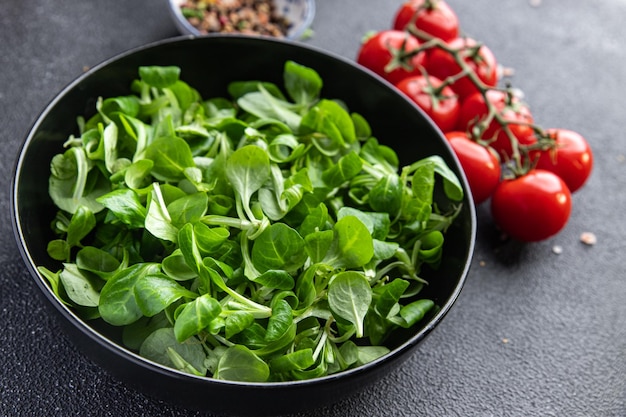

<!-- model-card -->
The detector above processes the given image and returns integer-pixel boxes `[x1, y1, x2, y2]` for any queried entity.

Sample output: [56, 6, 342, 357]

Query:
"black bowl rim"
[11, 34, 476, 389]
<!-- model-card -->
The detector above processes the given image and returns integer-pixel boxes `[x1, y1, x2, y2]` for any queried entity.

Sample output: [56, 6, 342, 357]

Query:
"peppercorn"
[180, 0, 291, 37]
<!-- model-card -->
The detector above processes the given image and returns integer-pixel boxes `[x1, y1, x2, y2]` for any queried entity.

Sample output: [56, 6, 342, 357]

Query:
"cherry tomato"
[356, 30, 427, 85]
[490, 169, 572, 242]
[393, 0, 460, 42]
[533, 129, 593, 193]
[445, 131, 501, 204]
[425, 37, 498, 100]
[396, 75, 460, 132]
[458, 89, 536, 160]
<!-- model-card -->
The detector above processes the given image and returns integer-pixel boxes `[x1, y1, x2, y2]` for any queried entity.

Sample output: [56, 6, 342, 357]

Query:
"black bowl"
[11, 35, 475, 416]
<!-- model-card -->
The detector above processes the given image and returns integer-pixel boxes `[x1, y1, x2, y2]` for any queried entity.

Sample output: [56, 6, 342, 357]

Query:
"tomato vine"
[356, 0, 593, 242]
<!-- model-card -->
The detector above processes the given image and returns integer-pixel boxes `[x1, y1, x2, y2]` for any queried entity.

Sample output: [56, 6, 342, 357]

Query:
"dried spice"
[580, 232, 597, 246]
[180, 0, 291, 37]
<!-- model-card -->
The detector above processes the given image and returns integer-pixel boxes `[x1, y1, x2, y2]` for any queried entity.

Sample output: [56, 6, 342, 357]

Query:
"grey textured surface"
[2, 0, 625, 416]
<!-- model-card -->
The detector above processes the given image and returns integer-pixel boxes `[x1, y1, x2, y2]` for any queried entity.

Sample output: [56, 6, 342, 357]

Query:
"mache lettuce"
[38, 60, 463, 382]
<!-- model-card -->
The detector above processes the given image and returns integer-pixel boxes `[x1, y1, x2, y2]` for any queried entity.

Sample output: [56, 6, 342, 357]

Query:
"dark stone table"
[1, 1, 624, 415]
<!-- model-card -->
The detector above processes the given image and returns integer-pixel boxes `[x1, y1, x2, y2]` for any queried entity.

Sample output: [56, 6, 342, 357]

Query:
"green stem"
[312, 328, 328, 362]
[404, 26, 550, 174]
[201, 214, 253, 230]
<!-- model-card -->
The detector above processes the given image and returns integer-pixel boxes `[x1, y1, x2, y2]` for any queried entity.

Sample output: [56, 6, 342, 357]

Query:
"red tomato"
[425, 37, 498, 100]
[356, 30, 427, 85]
[393, 0, 460, 42]
[396, 75, 460, 132]
[458, 89, 536, 160]
[445, 131, 501, 204]
[533, 129, 593, 193]
[490, 169, 572, 242]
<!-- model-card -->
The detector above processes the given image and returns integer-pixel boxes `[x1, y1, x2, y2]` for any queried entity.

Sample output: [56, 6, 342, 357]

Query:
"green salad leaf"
[41, 61, 463, 382]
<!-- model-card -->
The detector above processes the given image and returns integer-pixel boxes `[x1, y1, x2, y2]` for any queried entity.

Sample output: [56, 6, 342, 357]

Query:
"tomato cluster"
[355, 0, 593, 242]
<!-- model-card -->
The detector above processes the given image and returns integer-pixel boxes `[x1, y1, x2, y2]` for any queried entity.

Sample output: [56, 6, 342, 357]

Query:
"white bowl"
[168, 0, 315, 39]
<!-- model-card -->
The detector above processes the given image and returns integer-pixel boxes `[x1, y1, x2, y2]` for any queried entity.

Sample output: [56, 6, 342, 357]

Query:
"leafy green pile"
[38, 61, 463, 382]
